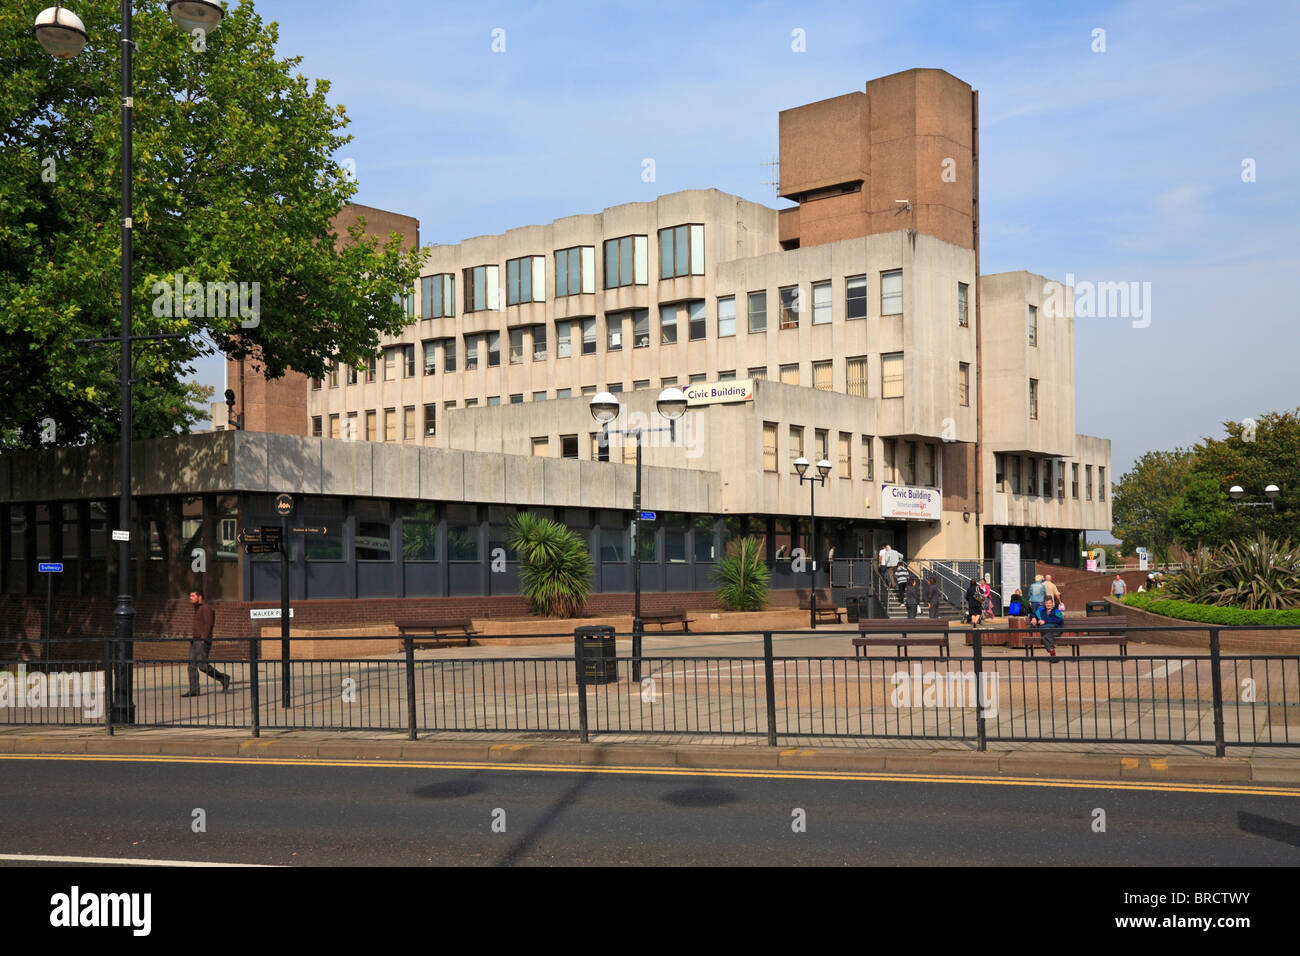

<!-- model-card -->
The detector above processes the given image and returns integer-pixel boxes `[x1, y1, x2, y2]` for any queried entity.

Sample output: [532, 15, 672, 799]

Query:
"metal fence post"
[971, 626, 987, 752]
[575, 631, 589, 743]
[405, 635, 418, 741]
[1208, 627, 1226, 757]
[763, 631, 778, 747]
[103, 637, 114, 737]
[248, 638, 260, 738]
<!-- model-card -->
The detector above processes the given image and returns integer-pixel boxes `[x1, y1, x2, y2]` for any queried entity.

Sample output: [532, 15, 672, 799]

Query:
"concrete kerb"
[1, 728, 1297, 787]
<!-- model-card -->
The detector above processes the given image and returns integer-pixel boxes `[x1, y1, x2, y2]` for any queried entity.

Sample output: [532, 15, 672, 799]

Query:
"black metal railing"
[2, 626, 1297, 754]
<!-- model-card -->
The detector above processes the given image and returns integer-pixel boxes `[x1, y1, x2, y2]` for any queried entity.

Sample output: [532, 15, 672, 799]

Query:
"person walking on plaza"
[1111, 574, 1126, 601]
[965, 577, 984, 626]
[1031, 595, 1065, 662]
[903, 577, 921, 618]
[925, 575, 941, 619]
[894, 561, 911, 607]
[1028, 574, 1047, 617]
[1043, 573, 1062, 611]
[979, 576, 994, 620]
[184, 589, 230, 698]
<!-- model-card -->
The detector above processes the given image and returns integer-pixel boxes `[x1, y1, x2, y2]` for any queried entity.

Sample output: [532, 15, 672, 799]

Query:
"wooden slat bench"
[1021, 616, 1128, 657]
[795, 588, 843, 624]
[396, 619, 479, 648]
[642, 608, 695, 632]
[853, 620, 949, 658]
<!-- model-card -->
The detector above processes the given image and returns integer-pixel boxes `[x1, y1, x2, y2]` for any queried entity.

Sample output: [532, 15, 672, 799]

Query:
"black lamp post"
[589, 388, 687, 682]
[37, 1, 224, 723]
[1228, 483, 1280, 539]
[794, 455, 831, 629]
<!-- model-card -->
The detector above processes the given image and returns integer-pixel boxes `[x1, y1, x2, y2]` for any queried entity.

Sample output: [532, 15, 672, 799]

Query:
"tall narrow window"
[443, 339, 456, 373]
[1028, 305, 1038, 346]
[812, 281, 832, 325]
[1029, 378, 1039, 419]
[633, 309, 650, 348]
[464, 336, 478, 371]
[881, 270, 903, 315]
[779, 286, 799, 329]
[557, 321, 572, 358]
[404, 344, 416, 378]
[403, 406, 415, 441]
[883, 439, 897, 483]
[1099, 467, 1106, 501]
[881, 352, 904, 398]
[748, 291, 766, 333]
[789, 425, 804, 465]
[958, 282, 969, 327]
[812, 360, 832, 391]
[923, 443, 937, 486]
[555, 246, 595, 297]
[861, 435, 874, 481]
[311, 415, 322, 437]
[688, 300, 706, 340]
[384, 348, 396, 380]
[718, 297, 736, 337]
[1085, 464, 1093, 500]
[660, 305, 677, 345]
[1072, 463, 1079, 498]
[328, 413, 340, 439]
[582, 317, 597, 355]
[424, 403, 436, 437]
[423, 341, 437, 375]
[780, 363, 799, 386]
[509, 328, 524, 364]
[506, 255, 545, 305]
[763, 422, 778, 472]
[958, 362, 970, 406]
[839, 432, 852, 478]
[365, 410, 376, 442]
[996, 454, 1005, 489]
[384, 408, 397, 442]
[487, 332, 500, 368]
[846, 275, 867, 320]
[366, 356, 376, 383]
[532, 324, 547, 360]
[607, 313, 623, 351]
[846, 356, 868, 397]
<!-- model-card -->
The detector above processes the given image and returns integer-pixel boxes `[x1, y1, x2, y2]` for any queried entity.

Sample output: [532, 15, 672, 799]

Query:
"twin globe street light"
[1228, 483, 1281, 539]
[589, 388, 687, 681]
[35, 1, 225, 723]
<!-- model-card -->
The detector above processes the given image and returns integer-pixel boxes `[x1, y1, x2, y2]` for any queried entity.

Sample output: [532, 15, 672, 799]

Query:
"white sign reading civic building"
[879, 484, 942, 521]
[684, 378, 755, 407]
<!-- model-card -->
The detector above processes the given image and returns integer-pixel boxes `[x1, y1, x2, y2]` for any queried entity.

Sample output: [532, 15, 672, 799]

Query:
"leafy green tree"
[0, 1, 422, 449]
[507, 513, 593, 617]
[712, 536, 770, 611]
[1192, 410, 1300, 543]
[1110, 448, 1196, 563]
[1168, 472, 1233, 552]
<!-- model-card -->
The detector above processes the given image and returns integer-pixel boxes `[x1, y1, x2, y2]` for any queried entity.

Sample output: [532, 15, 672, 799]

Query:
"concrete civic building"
[0, 68, 1110, 622]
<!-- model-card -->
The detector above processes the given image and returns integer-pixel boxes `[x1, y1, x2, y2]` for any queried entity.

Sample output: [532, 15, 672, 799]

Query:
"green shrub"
[1122, 592, 1300, 626]
[1165, 533, 1300, 610]
[713, 536, 770, 611]
[506, 513, 593, 617]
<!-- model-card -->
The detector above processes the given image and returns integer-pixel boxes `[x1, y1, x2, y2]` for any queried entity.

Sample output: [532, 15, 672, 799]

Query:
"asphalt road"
[1, 755, 1297, 866]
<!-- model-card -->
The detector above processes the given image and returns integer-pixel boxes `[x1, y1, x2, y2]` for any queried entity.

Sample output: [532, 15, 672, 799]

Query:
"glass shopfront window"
[401, 502, 438, 562]
[446, 503, 480, 561]
[693, 515, 717, 562]
[488, 505, 519, 561]
[355, 500, 393, 561]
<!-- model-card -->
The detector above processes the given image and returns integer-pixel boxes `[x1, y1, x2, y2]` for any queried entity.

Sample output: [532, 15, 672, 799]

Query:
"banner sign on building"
[879, 484, 942, 521]
[684, 378, 754, 407]
[1000, 543, 1021, 597]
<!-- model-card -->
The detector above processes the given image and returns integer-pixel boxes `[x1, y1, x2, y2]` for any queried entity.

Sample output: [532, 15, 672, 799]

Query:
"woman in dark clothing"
[965, 578, 983, 626]
[926, 575, 941, 619]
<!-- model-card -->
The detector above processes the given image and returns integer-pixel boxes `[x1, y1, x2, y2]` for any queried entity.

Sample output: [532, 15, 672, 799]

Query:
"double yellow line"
[2, 752, 1296, 797]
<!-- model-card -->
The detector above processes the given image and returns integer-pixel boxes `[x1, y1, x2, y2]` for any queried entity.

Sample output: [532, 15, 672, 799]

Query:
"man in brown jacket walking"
[184, 589, 230, 697]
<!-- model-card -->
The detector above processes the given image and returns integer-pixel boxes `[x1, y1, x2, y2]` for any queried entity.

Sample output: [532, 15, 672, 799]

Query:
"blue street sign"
[38, 563, 63, 573]
[638, 511, 656, 521]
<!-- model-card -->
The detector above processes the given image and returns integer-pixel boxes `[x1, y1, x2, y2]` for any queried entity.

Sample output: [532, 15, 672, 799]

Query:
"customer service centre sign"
[880, 484, 942, 520]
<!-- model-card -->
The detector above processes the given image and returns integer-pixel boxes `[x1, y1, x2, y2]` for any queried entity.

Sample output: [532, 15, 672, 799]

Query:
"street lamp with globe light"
[1228, 483, 1281, 540]
[35, 1, 223, 723]
[794, 456, 832, 628]
[589, 388, 686, 680]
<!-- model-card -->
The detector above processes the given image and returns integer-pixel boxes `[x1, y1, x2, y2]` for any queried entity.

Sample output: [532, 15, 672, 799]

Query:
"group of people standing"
[877, 544, 941, 619]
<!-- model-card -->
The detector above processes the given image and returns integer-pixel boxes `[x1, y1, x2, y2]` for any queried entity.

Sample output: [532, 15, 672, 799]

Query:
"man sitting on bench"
[1030, 595, 1064, 662]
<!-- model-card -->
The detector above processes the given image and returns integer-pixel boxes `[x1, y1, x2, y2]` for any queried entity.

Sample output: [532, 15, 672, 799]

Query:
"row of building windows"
[995, 455, 1106, 502]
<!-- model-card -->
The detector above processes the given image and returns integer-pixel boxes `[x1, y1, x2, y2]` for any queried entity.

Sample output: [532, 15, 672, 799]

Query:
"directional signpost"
[37, 563, 62, 665]
[638, 511, 657, 521]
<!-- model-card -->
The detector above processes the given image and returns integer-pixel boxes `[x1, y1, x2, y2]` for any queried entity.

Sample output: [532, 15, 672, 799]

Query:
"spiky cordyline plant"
[712, 536, 770, 611]
[506, 513, 593, 617]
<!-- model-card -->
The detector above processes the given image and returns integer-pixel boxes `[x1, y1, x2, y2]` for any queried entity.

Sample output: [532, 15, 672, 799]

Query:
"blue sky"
[198, 0, 1300, 476]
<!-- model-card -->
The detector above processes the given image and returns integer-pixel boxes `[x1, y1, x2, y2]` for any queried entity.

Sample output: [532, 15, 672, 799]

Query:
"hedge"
[1121, 593, 1300, 626]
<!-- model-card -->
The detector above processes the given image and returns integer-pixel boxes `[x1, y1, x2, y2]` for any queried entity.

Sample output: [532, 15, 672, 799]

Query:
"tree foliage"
[1168, 473, 1232, 552]
[0, 1, 422, 449]
[1191, 410, 1300, 542]
[1110, 448, 1196, 563]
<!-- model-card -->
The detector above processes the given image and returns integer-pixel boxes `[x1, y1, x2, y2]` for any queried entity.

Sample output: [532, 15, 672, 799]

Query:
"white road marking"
[1142, 661, 1187, 679]
[0, 852, 272, 867]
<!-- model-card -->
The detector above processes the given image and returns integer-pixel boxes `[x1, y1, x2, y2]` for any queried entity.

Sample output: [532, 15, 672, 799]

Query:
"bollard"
[249, 638, 261, 738]
[763, 632, 777, 746]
